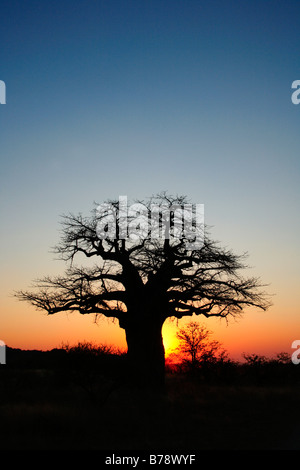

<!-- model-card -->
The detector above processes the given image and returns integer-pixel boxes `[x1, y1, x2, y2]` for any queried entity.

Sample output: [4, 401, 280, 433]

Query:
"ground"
[0, 347, 299, 451]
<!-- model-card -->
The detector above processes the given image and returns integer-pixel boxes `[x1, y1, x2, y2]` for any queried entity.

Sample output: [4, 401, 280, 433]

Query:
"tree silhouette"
[176, 321, 226, 367]
[16, 192, 271, 388]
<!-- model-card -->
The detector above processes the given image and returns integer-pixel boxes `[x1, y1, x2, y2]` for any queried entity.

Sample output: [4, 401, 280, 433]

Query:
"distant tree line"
[164, 322, 299, 386]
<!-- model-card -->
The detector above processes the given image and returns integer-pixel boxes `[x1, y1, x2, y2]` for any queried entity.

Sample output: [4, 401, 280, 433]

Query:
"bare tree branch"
[15, 193, 272, 331]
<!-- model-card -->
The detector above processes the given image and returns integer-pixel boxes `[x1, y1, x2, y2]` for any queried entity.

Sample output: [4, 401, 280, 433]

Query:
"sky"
[0, 0, 299, 361]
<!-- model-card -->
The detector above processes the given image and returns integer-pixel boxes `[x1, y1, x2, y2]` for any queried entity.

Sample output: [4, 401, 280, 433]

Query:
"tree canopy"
[16, 192, 271, 387]
[16, 192, 271, 324]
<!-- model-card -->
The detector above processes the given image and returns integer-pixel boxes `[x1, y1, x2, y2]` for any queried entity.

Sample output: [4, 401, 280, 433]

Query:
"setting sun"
[162, 323, 179, 357]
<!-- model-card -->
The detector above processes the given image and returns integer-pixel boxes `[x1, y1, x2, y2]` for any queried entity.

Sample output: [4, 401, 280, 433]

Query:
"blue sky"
[0, 0, 299, 356]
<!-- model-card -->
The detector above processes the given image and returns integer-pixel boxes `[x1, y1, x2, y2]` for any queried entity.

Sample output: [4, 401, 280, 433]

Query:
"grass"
[0, 344, 299, 450]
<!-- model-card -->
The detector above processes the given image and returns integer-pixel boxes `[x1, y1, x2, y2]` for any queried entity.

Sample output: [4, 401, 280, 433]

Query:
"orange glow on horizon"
[2, 292, 297, 365]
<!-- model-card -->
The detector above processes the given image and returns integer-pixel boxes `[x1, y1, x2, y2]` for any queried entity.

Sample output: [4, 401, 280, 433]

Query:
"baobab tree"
[16, 192, 271, 388]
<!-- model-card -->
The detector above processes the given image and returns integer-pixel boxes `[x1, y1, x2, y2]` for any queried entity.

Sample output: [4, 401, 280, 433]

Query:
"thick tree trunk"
[124, 316, 166, 390]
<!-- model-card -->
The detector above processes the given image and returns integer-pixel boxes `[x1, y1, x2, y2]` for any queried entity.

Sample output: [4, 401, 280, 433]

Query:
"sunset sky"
[0, 0, 299, 362]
